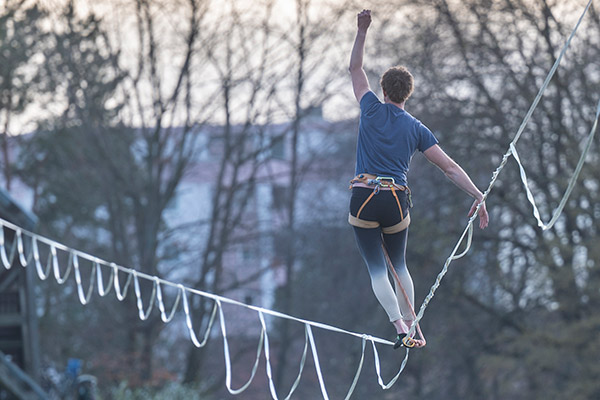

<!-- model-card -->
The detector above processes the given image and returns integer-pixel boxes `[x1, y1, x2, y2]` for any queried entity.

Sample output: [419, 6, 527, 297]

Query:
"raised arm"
[423, 144, 489, 229]
[349, 9, 372, 103]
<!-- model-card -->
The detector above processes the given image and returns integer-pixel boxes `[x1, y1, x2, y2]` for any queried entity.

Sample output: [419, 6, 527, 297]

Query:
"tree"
[272, 0, 353, 389]
[364, 0, 600, 398]
[11, 0, 599, 397]
[281, 0, 600, 398]
[17, 0, 208, 385]
[0, 0, 45, 190]
[180, 0, 292, 385]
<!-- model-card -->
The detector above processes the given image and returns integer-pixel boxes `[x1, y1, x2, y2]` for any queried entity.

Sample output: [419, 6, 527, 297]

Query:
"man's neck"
[385, 98, 406, 109]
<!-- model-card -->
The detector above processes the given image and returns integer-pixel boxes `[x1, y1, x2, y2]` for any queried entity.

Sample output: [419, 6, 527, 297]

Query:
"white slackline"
[0, 1, 595, 397]
[0, 216, 401, 399]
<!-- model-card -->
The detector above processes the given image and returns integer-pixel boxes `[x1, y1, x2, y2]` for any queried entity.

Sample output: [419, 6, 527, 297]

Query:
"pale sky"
[10, 0, 353, 133]
[8, 0, 593, 133]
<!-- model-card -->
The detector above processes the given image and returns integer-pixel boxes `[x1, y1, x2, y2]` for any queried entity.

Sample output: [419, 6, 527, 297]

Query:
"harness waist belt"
[348, 174, 408, 191]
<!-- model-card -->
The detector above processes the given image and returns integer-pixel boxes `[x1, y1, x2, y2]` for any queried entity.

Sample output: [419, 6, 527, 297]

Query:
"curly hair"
[380, 66, 414, 104]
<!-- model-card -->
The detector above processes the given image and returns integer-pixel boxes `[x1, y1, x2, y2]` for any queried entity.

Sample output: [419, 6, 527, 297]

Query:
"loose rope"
[0, 216, 402, 399]
[0, 1, 596, 397]
[405, 0, 597, 342]
[512, 100, 600, 231]
[381, 243, 426, 348]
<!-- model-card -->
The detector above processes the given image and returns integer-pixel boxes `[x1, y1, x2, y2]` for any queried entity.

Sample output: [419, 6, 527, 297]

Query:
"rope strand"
[0, 216, 394, 399]
[0, 2, 595, 397]
[406, 0, 595, 342]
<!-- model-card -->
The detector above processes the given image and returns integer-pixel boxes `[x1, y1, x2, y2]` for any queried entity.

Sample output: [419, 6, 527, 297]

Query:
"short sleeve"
[417, 122, 439, 152]
[359, 91, 382, 117]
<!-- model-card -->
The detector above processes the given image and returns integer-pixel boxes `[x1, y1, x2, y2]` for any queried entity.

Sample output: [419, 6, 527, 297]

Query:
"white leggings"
[352, 226, 414, 322]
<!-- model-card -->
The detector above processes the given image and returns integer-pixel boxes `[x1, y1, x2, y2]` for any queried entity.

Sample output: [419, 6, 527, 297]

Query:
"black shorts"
[348, 187, 411, 233]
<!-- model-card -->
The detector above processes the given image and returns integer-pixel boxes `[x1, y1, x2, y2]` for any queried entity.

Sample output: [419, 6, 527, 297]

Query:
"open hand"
[357, 9, 371, 32]
[468, 199, 489, 229]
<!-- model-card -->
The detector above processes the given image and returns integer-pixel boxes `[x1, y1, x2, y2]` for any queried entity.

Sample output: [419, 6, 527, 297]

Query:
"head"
[380, 66, 414, 105]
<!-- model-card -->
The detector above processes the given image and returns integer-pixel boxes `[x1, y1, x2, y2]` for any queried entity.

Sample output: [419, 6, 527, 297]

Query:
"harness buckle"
[374, 176, 395, 187]
[402, 336, 417, 348]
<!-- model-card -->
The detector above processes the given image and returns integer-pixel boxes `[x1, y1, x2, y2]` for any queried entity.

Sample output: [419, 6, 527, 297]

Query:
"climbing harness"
[348, 174, 412, 234]
[402, 0, 597, 350]
[0, 215, 403, 399]
[348, 174, 425, 347]
[0, 1, 594, 398]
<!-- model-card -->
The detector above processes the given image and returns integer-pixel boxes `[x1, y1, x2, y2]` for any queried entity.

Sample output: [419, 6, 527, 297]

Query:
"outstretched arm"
[349, 9, 372, 102]
[423, 144, 489, 229]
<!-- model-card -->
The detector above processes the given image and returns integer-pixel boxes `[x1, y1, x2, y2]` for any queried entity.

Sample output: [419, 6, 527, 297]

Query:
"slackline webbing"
[0, 216, 407, 399]
[403, 0, 598, 342]
[1, 0, 598, 397]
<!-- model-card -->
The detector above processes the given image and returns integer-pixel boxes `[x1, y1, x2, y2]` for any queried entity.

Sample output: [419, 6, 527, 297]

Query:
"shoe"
[393, 333, 407, 349]
[394, 333, 419, 349]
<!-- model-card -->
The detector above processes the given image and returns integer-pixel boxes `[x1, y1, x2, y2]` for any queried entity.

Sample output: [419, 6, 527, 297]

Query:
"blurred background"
[0, 0, 599, 398]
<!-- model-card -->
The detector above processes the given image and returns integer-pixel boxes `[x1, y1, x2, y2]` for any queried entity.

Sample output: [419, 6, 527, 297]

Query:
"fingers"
[467, 202, 477, 218]
[467, 200, 489, 229]
[357, 9, 371, 23]
[478, 205, 489, 229]
[356, 10, 372, 31]
[467, 199, 479, 218]
[479, 212, 489, 229]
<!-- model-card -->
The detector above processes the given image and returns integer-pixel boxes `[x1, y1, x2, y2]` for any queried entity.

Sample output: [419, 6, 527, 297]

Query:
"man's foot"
[392, 318, 426, 349]
[392, 319, 410, 335]
[393, 334, 426, 349]
[400, 318, 411, 333]
[393, 333, 408, 349]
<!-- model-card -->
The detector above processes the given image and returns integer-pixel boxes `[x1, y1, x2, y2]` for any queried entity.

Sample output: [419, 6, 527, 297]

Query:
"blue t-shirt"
[355, 91, 438, 186]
